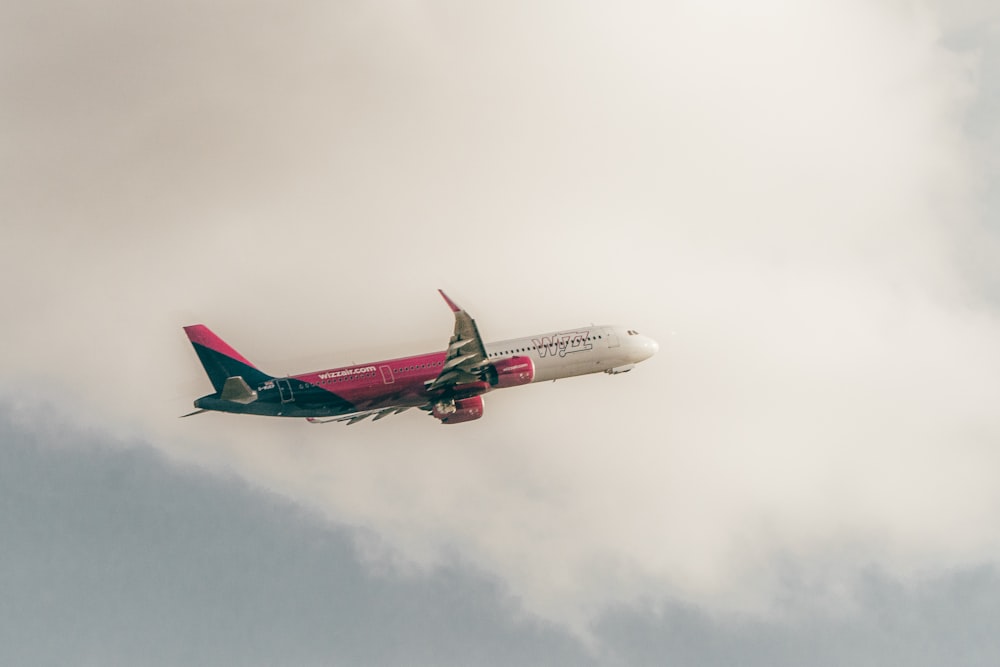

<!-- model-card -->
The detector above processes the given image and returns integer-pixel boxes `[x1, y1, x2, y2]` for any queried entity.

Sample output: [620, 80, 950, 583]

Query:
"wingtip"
[438, 289, 461, 312]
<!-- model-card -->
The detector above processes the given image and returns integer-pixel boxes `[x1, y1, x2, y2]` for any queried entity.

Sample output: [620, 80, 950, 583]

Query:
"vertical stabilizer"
[183, 324, 273, 393]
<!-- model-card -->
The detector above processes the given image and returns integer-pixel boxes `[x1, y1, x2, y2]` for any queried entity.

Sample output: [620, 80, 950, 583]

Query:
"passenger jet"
[183, 291, 658, 424]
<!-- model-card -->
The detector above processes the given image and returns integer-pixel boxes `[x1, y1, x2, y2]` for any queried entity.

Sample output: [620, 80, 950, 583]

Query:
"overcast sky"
[2, 0, 1000, 663]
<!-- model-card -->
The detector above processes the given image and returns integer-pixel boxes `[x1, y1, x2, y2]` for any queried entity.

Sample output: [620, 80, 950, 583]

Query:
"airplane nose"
[634, 335, 658, 361]
[645, 336, 659, 357]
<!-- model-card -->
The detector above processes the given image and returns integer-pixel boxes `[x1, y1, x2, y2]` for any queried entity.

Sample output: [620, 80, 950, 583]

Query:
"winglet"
[438, 289, 462, 312]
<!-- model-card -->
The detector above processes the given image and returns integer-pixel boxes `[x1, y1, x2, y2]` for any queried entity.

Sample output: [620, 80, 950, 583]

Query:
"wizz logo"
[533, 331, 593, 358]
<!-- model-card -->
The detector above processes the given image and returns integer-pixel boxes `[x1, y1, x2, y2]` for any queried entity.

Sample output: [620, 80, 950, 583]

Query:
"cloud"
[5, 403, 1000, 665]
[0, 402, 592, 666]
[1, 0, 999, 636]
[595, 565, 1000, 667]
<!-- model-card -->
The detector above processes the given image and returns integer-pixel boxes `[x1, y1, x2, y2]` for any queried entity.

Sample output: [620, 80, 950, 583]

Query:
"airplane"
[182, 290, 658, 425]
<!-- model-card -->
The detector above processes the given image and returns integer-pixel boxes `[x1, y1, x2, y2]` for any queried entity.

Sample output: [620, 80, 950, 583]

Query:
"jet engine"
[433, 395, 485, 424]
[485, 356, 535, 388]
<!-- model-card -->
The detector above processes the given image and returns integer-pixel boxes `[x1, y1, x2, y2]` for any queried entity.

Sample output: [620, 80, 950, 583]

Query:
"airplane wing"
[306, 406, 412, 425]
[306, 290, 488, 425]
[426, 290, 489, 391]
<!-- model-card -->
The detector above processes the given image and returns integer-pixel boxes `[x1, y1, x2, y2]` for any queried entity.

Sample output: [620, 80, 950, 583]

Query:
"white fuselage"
[484, 325, 658, 382]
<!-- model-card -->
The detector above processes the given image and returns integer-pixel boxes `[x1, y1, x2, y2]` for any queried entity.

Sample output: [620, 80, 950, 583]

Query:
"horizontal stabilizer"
[220, 376, 258, 404]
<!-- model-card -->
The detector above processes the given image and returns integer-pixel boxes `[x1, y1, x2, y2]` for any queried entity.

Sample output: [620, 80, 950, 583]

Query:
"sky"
[2, 0, 1000, 663]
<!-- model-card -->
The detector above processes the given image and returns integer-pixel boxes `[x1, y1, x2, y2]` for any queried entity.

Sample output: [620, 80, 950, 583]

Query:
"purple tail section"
[184, 324, 273, 393]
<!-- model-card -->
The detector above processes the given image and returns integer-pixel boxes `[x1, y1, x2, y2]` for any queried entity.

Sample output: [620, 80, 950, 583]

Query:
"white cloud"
[1, 0, 998, 631]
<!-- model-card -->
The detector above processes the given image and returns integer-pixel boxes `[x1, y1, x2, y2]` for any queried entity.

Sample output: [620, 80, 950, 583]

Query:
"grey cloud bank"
[0, 404, 590, 666]
[5, 404, 1000, 666]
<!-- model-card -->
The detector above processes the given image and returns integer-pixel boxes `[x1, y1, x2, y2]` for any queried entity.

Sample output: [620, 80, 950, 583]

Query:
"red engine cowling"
[433, 395, 485, 424]
[486, 356, 535, 388]
[450, 380, 490, 399]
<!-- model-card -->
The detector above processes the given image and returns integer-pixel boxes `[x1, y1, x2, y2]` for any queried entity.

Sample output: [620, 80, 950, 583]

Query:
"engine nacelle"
[433, 396, 485, 424]
[486, 356, 535, 388]
[450, 380, 491, 399]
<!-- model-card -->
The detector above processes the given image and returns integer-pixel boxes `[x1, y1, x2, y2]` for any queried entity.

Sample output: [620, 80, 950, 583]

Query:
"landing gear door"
[276, 378, 295, 403]
[605, 328, 620, 349]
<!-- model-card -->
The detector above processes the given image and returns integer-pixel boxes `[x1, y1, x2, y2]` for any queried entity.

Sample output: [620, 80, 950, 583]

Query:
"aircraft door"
[276, 378, 295, 403]
[380, 365, 394, 384]
[605, 328, 620, 348]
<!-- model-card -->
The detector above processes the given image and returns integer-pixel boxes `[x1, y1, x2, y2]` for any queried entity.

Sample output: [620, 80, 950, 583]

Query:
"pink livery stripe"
[183, 324, 259, 368]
